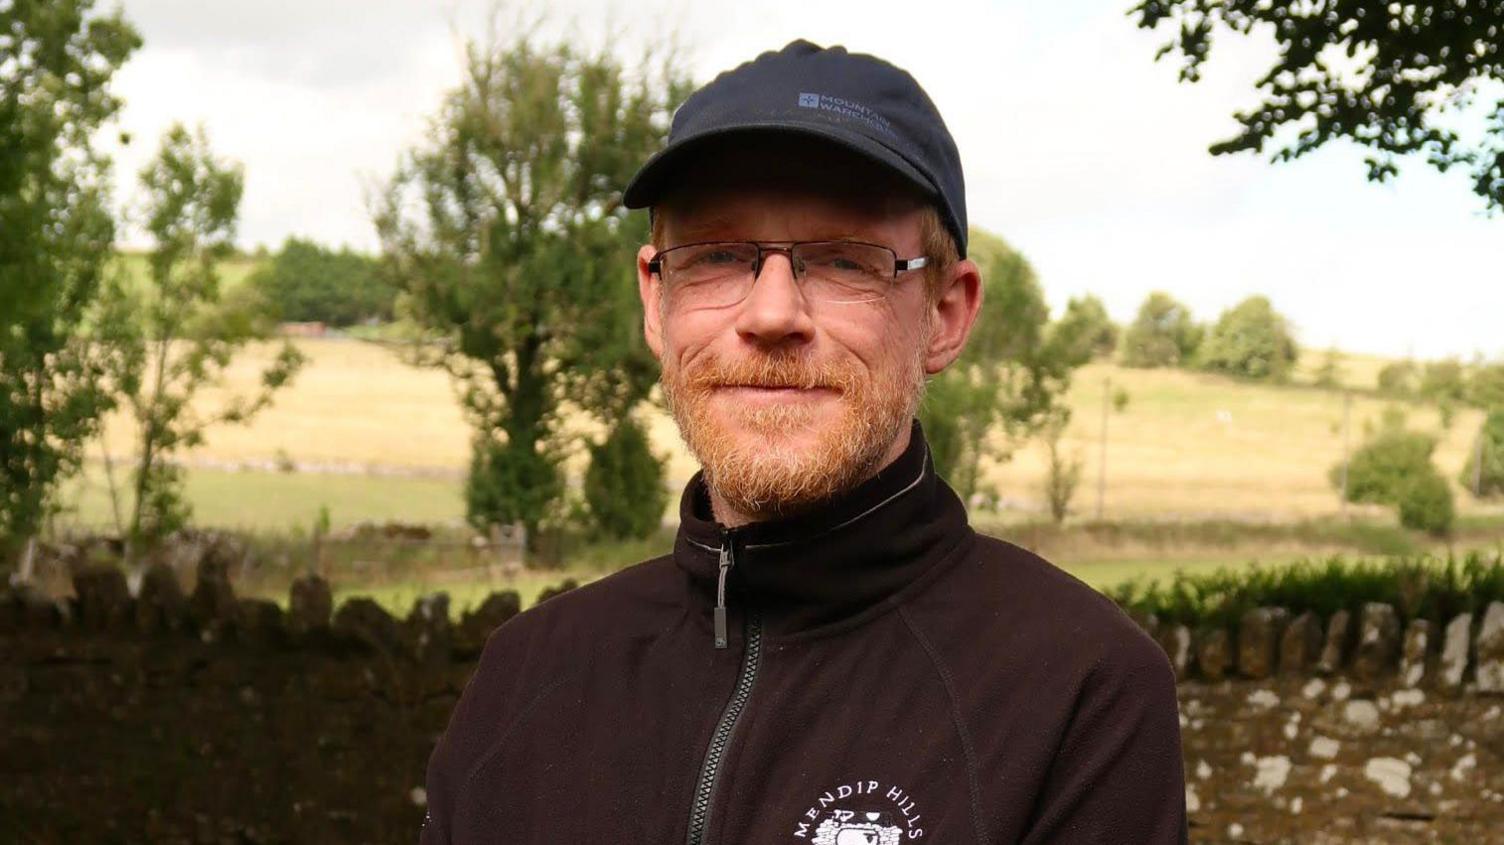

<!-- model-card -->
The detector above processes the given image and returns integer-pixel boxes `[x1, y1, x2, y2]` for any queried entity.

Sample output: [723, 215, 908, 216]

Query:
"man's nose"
[733, 251, 816, 346]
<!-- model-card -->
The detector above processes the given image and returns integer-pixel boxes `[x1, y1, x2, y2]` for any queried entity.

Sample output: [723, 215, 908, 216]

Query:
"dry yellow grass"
[85, 338, 1496, 524]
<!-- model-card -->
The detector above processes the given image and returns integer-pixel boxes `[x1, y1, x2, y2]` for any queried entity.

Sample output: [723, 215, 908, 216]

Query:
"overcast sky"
[105, 0, 1501, 361]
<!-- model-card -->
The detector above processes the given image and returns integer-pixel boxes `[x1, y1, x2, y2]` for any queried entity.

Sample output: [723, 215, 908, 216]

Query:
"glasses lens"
[795, 241, 897, 303]
[661, 242, 759, 308]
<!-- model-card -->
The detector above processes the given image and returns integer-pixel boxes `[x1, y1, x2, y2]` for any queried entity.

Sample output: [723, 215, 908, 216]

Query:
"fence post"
[1340, 390, 1352, 518]
[1096, 376, 1110, 521]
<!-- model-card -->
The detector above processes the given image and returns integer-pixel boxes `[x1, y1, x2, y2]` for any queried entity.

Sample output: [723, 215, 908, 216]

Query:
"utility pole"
[1475, 424, 1487, 497]
[1339, 390, 1352, 518]
[1096, 376, 1110, 521]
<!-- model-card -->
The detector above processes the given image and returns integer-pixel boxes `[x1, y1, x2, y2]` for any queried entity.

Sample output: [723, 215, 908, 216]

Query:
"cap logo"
[793, 91, 896, 138]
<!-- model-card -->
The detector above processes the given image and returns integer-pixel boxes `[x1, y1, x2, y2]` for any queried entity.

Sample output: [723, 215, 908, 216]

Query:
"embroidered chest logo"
[792, 780, 925, 842]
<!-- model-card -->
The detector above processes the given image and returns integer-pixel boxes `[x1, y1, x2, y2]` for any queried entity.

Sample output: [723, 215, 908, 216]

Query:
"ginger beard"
[661, 319, 932, 519]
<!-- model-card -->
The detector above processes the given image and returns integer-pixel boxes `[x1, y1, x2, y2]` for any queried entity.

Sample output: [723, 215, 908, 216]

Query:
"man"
[421, 40, 1187, 844]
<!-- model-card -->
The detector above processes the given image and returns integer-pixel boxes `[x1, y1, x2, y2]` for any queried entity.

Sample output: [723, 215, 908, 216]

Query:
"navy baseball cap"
[623, 40, 968, 258]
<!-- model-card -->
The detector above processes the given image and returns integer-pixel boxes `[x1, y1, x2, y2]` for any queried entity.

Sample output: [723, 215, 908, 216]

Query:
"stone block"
[287, 574, 333, 637]
[135, 563, 187, 634]
[333, 597, 400, 653]
[234, 598, 285, 646]
[1279, 611, 1324, 676]
[72, 565, 131, 631]
[190, 549, 238, 635]
[1439, 612, 1472, 692]
[1156, 624, 1192, 681]
[1352, 603, 1400, 682]
[1399, 619, 1430, 688]
[455, 591, 522, 658]
[1476, 601, 1504, 693]
[1238, 607, 1289, 679]
[1197, 627, 1232, 681]
[405, 592, 452, 664]
[1316, 609, 1352, 675]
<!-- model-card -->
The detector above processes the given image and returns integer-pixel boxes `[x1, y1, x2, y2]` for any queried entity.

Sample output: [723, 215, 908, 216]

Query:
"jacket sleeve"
[1019, 633, 1188, 844]
[417, 621, 530, 845]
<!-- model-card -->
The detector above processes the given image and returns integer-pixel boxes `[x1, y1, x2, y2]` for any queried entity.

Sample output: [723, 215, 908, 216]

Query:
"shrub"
[249, 237, 395, 326]
[1418, 358, 1467, 405]
[583, 418, 669, 541]
[1120, 292, 1201, 368]
[1375, 360, 1417, 397]
[1330, 427, 1438, 506]
[1396, 469, 1455, 536]
[1469, 363, 1504, 410]
[1196, 295, 1298, 381]
[1105, 550, 1504, 629]
[1460, 409, 1504, 498]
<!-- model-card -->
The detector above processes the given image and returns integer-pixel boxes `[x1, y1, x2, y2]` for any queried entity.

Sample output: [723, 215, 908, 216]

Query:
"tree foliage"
[1331, 425, 1438, 505]
[583, 417, 668, 540]
[1120, 291, 1202, 368]
[1455, 405, 1504, 493]
[1048, 293, 1119, 366]
[1469, 362, 1504, 409]
[101, 125, 305, 545]
[1132, 0, 1504, 211]
[374, 27, 689, 542]
[1461, 408, 1504, 498]
[248, 237, 394, 326]
[1376, 359, 1418, 397]
[919, 229, 1086, 503]
[0, 0, 140, 555]
[1197, 295, 1299, 381]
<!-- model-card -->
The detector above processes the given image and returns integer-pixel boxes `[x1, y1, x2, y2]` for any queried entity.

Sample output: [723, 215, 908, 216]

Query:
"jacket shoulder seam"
[899, 603, 991, 845]
[456, 672, 573, 812]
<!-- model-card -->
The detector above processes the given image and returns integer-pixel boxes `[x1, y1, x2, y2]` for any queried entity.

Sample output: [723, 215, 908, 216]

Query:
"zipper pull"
[714, 543, 732, 649]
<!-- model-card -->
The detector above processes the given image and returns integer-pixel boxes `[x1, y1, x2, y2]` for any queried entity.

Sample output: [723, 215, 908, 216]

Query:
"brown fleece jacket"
[420, 421, 1187, 844]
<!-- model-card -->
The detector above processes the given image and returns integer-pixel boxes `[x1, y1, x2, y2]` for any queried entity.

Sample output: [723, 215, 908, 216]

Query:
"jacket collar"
[673, 419, 973, 638]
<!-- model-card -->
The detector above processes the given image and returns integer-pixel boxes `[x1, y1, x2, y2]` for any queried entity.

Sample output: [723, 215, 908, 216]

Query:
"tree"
[1468, 362, 1504, 409]
[1314, 346, 1344, 388]
[1376, 360, 1418, 398]
[1132, 0, 1504, 211]
[583, 416, 669, 540]
[919, 229, 1085, 503]
[1329, 415, 1454, 534]
[1419, 358, 1468, 405]
[1330, 425, 1437, 506]
[1040, 408, 1083, 524]
[374, 27, 688, 544]
[1048, 294, 1119, 366]
[1197, 295, 1299, 381]
[1, 1, 140, 568]
[1460, 408, 1504, 498]
[248, 237, 395, 326]
[1120, 291, 1202, 368]
[101, 124, 304, 547]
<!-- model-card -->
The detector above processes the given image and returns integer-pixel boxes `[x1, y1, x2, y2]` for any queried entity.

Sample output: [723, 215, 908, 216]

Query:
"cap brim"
[622, 122, 939, 210]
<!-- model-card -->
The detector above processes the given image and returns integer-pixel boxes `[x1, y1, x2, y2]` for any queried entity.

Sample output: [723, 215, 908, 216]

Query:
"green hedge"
[1106, 549, 1504, 629]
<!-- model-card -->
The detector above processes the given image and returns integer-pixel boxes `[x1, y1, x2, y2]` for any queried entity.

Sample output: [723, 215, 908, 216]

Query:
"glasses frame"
[646, 239, 929, 306]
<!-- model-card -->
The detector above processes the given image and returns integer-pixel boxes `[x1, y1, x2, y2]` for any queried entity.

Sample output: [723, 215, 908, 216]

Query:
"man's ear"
[924, 258, 983, 375]
[637, 243, 665, 360]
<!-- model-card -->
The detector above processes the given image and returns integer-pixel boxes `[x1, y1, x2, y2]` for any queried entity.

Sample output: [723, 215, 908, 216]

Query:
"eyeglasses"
[647, 240, 929, 309]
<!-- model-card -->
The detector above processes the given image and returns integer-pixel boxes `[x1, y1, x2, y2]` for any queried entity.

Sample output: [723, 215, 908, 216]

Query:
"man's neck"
[708, 424, 914, 529]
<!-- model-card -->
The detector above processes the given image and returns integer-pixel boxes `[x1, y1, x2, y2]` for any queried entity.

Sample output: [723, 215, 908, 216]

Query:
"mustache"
[678, 352, 858, 392]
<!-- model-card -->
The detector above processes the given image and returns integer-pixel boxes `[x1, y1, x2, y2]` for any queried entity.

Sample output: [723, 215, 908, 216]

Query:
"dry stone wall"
[5, 560, 1504, 843]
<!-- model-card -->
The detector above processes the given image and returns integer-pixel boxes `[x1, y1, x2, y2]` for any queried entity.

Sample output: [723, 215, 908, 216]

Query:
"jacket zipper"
[686, 537, 763, 845]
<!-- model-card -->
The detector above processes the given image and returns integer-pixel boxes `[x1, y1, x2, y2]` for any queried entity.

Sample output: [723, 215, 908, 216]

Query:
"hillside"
[64, 337, 1496, 531]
